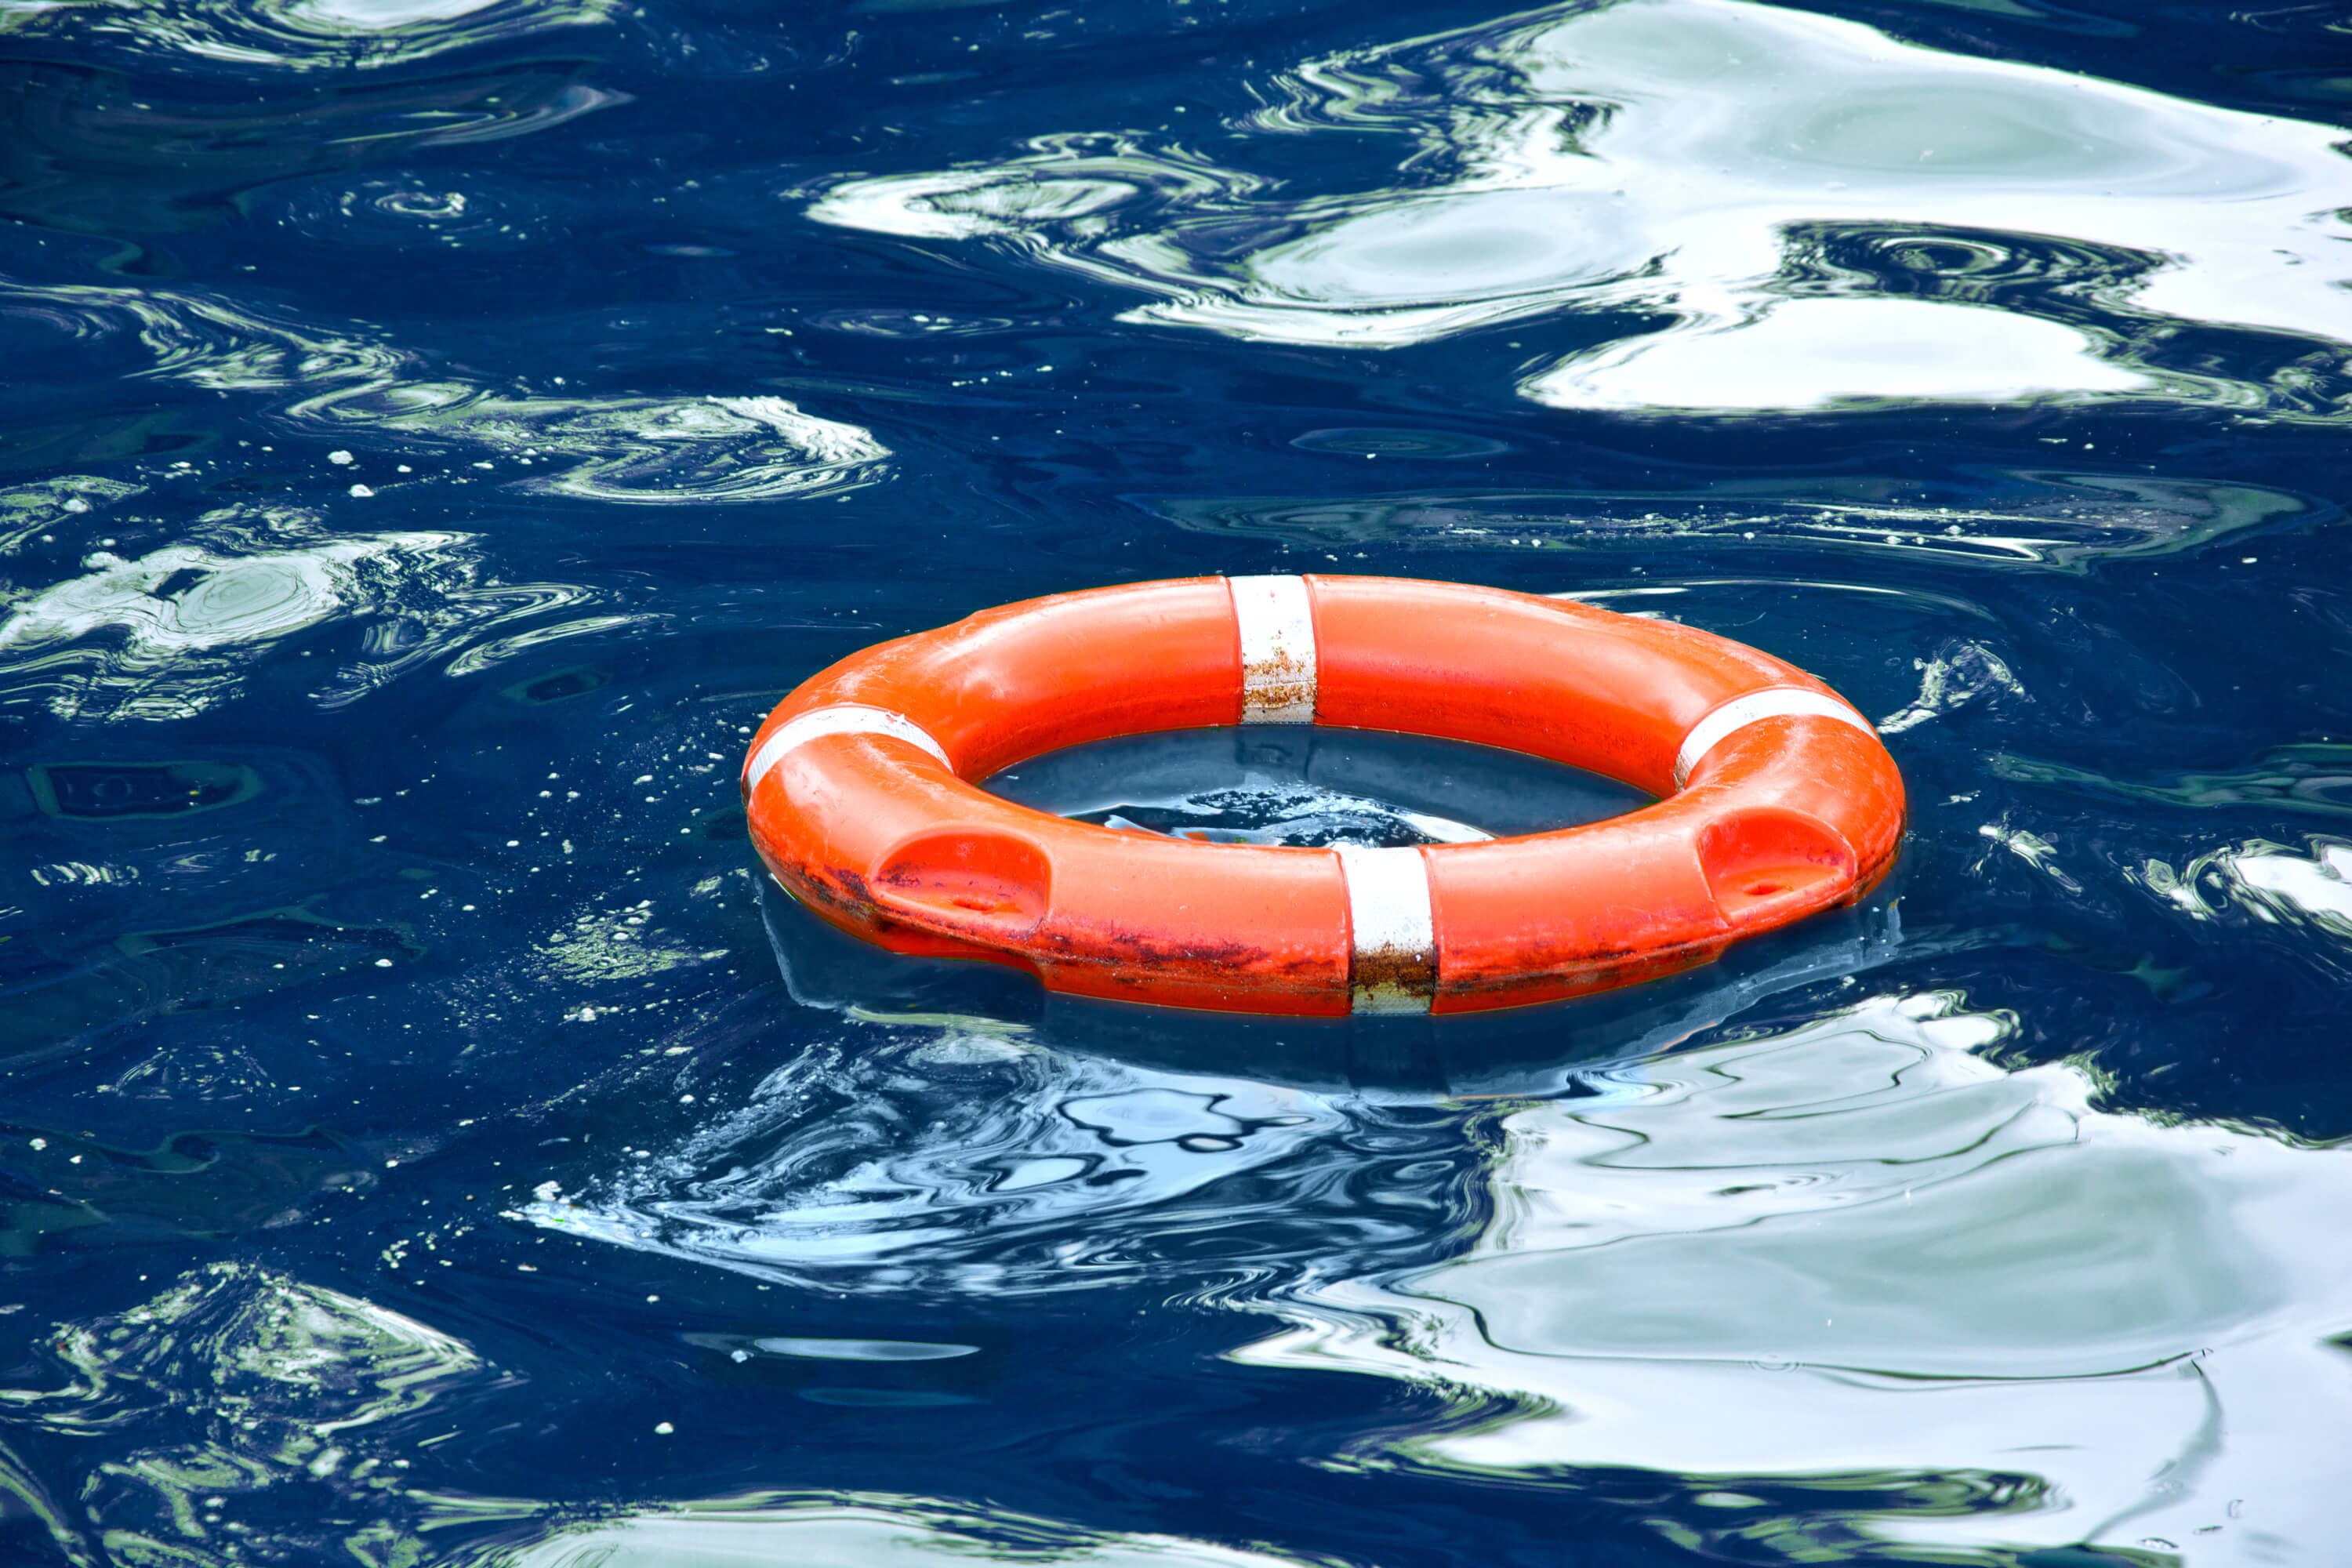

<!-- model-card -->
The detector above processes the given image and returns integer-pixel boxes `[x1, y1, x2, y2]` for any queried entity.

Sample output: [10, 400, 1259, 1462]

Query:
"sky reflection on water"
[815, 0, 2352, 417]
[1239, 993, 2352, 1562]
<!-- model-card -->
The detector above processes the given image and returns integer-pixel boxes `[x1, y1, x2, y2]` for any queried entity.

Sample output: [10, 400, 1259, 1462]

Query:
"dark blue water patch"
[989, 725, 1649, 844]
[5, 0, 2352, 1561]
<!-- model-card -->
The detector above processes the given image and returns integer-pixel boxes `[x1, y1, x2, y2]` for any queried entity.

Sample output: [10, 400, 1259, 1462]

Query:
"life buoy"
[742, 575, 1903, 1017]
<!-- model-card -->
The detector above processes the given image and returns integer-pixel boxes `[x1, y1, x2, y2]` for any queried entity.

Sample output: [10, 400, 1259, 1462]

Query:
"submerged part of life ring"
[742, 576, 1904, 1017]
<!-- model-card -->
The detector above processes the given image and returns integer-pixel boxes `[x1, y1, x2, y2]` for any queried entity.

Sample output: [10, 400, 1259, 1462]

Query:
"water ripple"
[523, 1025, 1472, 1298]
[1236, 991, 2352, 1561]
[2136, 837, 2352, 951]
[0, 53, 622, 238]
[0, 503, 594, 719]
[2000, 743, 2352, 825]
[812, 0, 2352, 417]
[327, 390, 891, 505]
[270, 172, 573, 252]
[0, 277, 888, 503]
[0, 475, 142, 553]
[488, 1493, 1328, 1568]
[0, 0, 615, 73]
[0, 1261, 497, 1566]
[1156, 471, 2314, 570]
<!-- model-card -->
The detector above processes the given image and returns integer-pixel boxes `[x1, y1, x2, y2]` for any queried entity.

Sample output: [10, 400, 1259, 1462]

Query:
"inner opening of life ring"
[985, 726, 1650, 849]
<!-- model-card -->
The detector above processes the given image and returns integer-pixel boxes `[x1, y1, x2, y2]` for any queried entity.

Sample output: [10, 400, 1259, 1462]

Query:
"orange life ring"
[742, 575, 1904, 1017]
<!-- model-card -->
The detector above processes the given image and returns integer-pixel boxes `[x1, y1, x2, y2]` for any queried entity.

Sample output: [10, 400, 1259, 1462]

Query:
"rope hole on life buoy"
[873, 827, 1051, 935]
[1696, 806, 1857, 924]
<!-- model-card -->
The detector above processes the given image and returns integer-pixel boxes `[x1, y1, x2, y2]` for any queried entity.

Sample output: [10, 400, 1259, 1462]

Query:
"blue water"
[4, 0, 2352, 1561]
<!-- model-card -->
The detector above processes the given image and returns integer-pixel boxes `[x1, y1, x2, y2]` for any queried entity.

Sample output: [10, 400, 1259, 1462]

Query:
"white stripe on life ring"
[1229, 575, 1318, 724]
[1674, 688, 1875, 790]
[1334, 844, 1437, 1015]
[745, 704, 952, 790]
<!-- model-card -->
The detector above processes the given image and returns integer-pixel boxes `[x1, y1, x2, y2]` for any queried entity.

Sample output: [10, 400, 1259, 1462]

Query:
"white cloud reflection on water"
[1232, 993, 2352, 1563]
[812, 0, 2352, 417]
[2136, 838, 2352, 951]
[0, 0, 616, 71]
[0, 505, 604, 719]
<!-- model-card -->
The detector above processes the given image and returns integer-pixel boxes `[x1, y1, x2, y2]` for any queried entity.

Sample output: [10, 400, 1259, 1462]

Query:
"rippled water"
[4, 0, 2350, 1563]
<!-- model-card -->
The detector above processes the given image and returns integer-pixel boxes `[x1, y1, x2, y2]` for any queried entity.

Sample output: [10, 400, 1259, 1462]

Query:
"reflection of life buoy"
[742, 575, 1904, 1017]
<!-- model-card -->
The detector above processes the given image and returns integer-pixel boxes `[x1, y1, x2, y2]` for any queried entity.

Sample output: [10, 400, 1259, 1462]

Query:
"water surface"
[2, 0, 2350, 1563]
